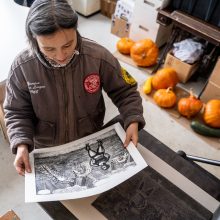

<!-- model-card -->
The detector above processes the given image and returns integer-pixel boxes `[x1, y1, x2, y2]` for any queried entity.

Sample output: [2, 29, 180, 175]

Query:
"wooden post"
[0, 80, 8, 141]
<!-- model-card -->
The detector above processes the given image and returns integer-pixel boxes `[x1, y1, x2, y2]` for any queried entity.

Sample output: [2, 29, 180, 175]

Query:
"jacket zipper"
[61, 69, 69, 142]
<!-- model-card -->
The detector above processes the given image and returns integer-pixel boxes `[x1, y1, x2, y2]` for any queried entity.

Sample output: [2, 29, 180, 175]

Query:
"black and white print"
[34, 130, 135, 194]
[25, 123, 147, 202]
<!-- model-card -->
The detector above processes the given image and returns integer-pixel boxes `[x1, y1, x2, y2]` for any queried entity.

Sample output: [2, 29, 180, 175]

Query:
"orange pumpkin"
[203, 99, 220, 128]
[153, 87, 177, 108]
[130, 39, 159, 67]
[152, 67, 179, 90]
[117, 38, 135, 55]
[178, 90, 203, 118]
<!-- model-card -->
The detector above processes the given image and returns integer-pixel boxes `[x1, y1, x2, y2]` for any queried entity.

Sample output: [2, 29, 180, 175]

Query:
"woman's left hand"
[124, 122, 139, 147]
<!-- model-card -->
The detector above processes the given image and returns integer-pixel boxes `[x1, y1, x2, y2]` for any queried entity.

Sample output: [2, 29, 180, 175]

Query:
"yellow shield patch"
[121, 67, 136, 85]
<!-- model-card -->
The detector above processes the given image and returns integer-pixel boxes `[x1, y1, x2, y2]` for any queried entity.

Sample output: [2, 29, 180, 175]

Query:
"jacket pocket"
[78, 109, 105, 137]
[77, 116, 95, 138]
[90, 108, 105, 130]
[34, 120, 56, 147]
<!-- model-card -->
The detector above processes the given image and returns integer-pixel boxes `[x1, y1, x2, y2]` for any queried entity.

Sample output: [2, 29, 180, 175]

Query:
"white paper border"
[25, 123, 147, 202]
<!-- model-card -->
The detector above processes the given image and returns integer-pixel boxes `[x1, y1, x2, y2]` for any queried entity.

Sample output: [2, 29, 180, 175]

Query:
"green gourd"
[191, 121, 220, 138]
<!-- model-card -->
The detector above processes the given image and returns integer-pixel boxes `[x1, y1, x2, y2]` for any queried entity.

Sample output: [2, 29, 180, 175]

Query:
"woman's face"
[36, 28, 77, 65]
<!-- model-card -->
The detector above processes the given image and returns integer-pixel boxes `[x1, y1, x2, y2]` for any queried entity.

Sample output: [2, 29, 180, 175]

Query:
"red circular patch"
[84, 73, 100, 94]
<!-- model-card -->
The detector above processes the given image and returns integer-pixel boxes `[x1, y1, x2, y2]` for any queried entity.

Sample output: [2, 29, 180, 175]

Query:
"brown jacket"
[4, 33, 145, 154]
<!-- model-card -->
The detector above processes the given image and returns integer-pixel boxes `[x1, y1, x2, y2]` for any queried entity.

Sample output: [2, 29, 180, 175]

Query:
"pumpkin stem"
[189, 88, 195, 98]
[200, 103, 206, 114]
[166, 87, 172, 93]
[142, 53, 146, 59]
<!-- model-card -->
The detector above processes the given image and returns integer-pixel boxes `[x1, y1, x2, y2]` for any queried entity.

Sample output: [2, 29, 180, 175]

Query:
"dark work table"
[39, 129, 220, 220]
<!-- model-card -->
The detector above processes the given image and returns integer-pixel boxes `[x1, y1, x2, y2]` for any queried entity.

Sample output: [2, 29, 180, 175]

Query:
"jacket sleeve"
[3, 69, 35, 154]
[100, 55, 145, 130]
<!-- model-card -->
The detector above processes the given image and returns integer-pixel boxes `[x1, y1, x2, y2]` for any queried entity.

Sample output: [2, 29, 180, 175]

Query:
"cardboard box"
[110, 0, 134, 38]
[164, 51, 199, 83]
[129, 22, 172, 48]
[111, 16, 130, 38]
[0, 210, 20, 220]
[128, 0, 172, 47]
[200, 81, 220, 103]
[114, 0, 134, 23]
[208, 57, 220, 85]
[200, 57, 220, 102]
[100, 0, 117, 18]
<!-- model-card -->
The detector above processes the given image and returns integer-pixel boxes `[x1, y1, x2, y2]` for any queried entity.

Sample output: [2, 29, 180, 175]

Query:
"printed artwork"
[34, 130, 135, 195]
[25, 123, 147, 202]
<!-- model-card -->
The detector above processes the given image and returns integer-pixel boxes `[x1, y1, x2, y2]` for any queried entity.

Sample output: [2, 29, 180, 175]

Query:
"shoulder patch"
[84, 73, 100, 94]
[121, 67, 136, 85]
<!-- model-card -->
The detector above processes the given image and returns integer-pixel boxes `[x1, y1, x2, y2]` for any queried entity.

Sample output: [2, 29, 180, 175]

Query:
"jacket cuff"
[124, 115, 146, 131]
[11, 138, 34, 154]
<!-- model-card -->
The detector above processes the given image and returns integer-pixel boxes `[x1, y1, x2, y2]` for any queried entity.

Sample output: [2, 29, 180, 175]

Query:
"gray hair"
[26, 0, 78, 52]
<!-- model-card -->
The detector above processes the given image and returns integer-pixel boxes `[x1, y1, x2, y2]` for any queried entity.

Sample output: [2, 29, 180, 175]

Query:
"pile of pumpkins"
[116, 37, 159, 67]
[142, 67, 220, 137]
[116, 37, 220, 137]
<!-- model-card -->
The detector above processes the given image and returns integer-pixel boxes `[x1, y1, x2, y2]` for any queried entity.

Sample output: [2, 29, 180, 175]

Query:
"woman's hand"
[124, 122, 139, 147]
[14, 144, 32, 176]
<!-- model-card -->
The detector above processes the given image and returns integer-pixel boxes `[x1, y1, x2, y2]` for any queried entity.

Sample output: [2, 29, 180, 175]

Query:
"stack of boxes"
[109, 0, 172, 47]
[129, 0, 172, 47]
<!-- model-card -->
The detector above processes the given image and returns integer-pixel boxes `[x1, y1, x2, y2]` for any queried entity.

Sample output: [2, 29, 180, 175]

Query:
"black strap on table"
[138, 129, 220, 202]
[38, 201, 78, 220]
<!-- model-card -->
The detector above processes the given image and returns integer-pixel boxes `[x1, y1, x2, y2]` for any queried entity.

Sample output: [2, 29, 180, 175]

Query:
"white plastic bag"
[173, 38, 204, 64]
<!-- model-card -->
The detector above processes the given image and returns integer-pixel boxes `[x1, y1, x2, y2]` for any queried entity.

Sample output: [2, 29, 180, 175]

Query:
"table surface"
[38, 129, 220, 220]
[0, 0, 29, 83]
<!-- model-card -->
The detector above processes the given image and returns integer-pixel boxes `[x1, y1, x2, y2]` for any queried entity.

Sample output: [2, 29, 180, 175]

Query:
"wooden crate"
[0, 210, 20, 220]
[100, 0, 117, 18]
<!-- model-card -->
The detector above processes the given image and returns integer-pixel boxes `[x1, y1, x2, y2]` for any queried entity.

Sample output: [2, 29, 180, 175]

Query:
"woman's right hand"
[14, 144, 32, 176]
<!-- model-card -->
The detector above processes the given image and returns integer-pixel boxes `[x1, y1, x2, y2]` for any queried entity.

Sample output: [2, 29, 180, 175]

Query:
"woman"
[4, 0, 145, 176]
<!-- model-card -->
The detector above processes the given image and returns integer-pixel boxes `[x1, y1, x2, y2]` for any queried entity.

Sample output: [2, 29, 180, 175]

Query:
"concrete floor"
[0, 2, 219, 219]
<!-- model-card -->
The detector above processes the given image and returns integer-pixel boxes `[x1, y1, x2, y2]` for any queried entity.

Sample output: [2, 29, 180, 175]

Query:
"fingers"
[14, 145, 32, 176]
[14, 159, 25, 176]
[124, 132, 131, 148]
[124, 133, 138, 147]
[14, 157, 31, 176]
[23, 156, 32, 173]
[132, 134, 138, 147]
[124, 122, 139, 148]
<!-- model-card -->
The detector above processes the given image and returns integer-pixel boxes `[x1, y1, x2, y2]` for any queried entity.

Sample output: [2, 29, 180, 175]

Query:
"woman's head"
[26, 0, 78, 53]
